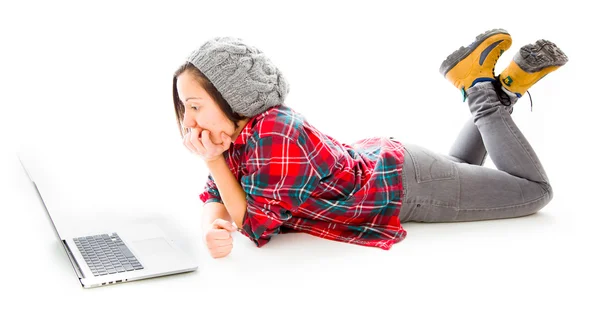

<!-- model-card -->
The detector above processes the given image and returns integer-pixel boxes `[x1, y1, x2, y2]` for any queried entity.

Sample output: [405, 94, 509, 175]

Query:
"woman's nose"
[182, 111, 195, 128]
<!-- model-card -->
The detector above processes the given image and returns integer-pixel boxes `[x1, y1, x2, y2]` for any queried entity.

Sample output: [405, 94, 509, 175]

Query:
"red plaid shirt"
[199, 105, 407, 250]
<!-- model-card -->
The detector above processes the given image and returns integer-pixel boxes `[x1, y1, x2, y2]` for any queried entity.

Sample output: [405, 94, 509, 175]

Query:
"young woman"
[172, 29, 568, 258]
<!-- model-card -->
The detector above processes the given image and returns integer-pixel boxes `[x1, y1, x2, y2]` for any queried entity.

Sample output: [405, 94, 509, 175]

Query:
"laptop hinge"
[62, 240, 85, 279]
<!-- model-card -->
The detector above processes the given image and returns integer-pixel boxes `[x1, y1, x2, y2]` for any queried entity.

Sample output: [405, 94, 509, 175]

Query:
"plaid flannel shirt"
[199, 105, 407, 250]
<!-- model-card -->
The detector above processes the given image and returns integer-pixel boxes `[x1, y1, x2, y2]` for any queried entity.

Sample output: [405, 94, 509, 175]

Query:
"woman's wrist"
[204, 154, 225, 166]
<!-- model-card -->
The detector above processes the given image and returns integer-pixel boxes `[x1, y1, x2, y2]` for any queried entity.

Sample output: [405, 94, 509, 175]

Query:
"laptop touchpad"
[132, 237, 175, 257]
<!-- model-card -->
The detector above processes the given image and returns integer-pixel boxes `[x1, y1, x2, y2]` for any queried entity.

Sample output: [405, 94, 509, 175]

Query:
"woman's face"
[176, 70, 248, 144]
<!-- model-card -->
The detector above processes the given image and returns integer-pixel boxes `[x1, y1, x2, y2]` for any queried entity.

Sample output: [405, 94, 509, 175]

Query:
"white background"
[1, 0, 598, 323]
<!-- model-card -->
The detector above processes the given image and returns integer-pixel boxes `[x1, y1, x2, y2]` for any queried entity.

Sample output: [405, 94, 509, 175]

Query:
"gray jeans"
[398, 82, 553, 223]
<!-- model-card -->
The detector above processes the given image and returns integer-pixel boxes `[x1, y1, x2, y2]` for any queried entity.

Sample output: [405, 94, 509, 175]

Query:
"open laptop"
[18, 154, 198, 288]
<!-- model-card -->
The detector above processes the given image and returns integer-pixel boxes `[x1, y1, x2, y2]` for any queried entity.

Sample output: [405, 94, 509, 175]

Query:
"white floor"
[2, 1, 598, 323]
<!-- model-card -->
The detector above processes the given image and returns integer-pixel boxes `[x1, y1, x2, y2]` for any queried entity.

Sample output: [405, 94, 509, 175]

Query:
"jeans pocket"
[405, 144, 457, 183]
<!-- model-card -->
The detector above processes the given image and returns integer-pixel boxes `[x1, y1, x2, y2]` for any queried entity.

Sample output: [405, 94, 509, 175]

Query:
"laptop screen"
[18, 154, 64, 242]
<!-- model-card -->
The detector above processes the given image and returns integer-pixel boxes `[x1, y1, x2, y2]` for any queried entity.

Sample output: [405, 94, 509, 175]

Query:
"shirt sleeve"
[239, 134, 321, 247]
[199, 173, 223, 205]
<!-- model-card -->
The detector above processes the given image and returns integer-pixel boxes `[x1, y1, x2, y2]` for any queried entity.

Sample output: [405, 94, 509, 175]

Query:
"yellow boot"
[499, 39, 568, 97]
[440, 29, 512, 100]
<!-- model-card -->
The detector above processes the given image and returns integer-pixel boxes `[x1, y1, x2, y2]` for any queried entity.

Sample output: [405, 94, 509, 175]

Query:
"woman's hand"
[204, 219, 236, 259]
[183, 128, 232, 162]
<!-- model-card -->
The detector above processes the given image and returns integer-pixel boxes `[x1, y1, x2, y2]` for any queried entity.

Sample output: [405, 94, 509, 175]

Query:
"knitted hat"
[186, 37, 289, 117]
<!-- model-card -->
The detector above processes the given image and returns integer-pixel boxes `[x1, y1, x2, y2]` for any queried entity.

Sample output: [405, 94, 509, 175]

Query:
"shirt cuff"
[239, 210, 267, 248]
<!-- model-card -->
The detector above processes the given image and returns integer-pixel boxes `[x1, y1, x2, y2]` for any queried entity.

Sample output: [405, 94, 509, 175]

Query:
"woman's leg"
[457, 80, 553, 220]
[447, 91, 515, 166]
[446, 113, 510, 166]
[398, 36, 567, 223]
[446, 119, 487, 165]
[466, 81, 549, 184]
[399, 81, 552, 223]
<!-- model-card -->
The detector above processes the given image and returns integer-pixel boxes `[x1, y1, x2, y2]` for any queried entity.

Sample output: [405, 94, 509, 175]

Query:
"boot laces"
[492, 76, 534, 112]
[492, 76, 512, 106]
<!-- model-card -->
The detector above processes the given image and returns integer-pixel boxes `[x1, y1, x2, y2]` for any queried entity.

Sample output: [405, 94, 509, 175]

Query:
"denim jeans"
[398, 82, 553, 223]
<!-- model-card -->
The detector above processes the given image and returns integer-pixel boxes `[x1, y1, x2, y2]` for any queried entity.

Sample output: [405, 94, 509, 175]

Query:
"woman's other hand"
[204, 218, 236, 258]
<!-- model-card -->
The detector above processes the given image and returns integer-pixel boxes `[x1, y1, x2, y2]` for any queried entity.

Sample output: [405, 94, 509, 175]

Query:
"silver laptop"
[18, 154, 198, 288]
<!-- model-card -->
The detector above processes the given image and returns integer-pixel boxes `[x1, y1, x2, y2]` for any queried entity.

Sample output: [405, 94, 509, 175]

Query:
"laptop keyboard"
[73, 233, 144, 276]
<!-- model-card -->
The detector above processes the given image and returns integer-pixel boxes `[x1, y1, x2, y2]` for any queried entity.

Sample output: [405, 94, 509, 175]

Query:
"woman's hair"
[172, 62, 246, 138]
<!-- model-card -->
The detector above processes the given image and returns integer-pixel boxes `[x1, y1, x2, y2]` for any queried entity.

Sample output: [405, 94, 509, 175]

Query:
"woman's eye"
[191, 106, 198, 110]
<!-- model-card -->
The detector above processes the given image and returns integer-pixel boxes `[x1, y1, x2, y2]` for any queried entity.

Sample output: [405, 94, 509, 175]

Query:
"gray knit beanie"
[186, 37, 289, 117]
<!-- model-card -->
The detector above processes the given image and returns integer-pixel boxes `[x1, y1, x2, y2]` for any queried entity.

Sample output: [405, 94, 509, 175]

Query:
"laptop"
[18, 154, 198, 288]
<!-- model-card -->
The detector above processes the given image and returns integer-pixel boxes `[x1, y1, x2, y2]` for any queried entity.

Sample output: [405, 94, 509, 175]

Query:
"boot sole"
[439, 28, 510, 76]
[514, 40, 569, 73]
